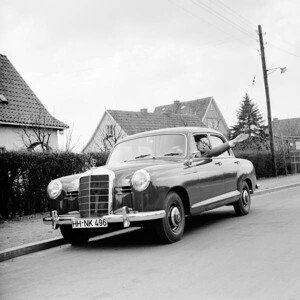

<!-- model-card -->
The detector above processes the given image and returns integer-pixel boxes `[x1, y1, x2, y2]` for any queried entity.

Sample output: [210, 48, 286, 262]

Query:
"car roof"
[116, 127, 223, 144]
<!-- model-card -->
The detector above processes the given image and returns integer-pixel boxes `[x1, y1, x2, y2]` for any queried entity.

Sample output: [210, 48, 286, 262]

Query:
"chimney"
[140, 108, 148, 114]
[174, 100, 180, 114]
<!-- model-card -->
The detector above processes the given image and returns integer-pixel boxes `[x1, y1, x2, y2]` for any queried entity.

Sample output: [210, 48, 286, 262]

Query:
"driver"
[195, 133, 249, 158]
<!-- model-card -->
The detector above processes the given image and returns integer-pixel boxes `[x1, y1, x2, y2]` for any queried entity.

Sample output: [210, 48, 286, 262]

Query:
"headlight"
[131, 169, 150, 192]
[47, 179, 62, 199]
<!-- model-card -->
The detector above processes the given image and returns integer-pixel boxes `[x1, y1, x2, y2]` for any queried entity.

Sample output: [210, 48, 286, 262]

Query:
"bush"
[0, 151, 109, 220]
[234, 150, 290, 178]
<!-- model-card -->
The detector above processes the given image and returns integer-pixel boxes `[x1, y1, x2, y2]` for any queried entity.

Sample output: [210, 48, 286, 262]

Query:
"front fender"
[237, 159, 257, 193]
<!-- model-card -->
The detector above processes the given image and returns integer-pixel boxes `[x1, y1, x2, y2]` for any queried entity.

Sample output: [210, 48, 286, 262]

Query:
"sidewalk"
[1, 173, 300, 253]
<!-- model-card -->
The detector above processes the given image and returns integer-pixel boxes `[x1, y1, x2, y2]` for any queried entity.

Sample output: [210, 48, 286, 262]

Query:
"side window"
[191, 134, 210, 156]
[210, 135, 230, 157]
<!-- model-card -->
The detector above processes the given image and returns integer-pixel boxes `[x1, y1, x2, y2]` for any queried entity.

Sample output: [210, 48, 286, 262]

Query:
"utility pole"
[258, 25, 277, 177]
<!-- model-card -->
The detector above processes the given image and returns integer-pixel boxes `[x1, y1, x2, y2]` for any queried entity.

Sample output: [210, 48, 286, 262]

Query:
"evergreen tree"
[231, 93, 266, 139]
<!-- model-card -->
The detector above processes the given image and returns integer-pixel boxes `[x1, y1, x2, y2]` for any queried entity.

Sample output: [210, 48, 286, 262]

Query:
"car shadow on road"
[72, 207, 238, 250]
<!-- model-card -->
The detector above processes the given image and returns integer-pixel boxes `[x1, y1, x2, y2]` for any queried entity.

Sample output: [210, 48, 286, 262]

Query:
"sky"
[1, 0, 300, 151]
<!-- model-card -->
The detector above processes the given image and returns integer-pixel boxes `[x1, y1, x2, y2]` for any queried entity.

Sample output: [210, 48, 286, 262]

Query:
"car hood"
[62, 159, 183, 191]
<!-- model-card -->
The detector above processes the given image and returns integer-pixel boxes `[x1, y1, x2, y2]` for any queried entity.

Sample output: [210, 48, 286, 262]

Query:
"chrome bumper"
[43, 207, 166, 229]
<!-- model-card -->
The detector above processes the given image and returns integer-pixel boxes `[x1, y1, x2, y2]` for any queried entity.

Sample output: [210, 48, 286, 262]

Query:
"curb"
[1, 182, 300, 263]
[253, 182, 300, 197]
[0, 237, 66, 262]
[0, 227, 139, 263]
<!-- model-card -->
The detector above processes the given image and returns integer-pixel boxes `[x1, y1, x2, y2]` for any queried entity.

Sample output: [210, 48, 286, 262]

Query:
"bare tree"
[101, 124, 124, 151]
[64, 125, 80, 152]
[20, 110, 53, 152]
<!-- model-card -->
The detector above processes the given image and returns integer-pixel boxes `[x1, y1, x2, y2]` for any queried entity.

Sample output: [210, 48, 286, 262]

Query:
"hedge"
[234, 150, 290, 178]
[0, 151, 108, 220]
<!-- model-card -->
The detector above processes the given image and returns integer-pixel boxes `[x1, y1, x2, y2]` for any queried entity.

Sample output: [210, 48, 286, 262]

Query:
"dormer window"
[0, 94, 8, 103]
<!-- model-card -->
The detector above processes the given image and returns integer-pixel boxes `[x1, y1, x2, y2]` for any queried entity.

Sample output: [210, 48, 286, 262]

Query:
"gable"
[0, 54, 68, 129]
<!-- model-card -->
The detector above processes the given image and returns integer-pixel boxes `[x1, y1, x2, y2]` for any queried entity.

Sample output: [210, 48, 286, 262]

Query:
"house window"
[106, 125, 114, 137]
[207, 118, 219, 130]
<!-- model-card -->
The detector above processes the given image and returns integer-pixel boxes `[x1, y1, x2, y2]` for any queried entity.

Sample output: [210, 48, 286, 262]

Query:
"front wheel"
[154, 192, 185, 243]
[234, 181, 251, 216]
[60, 225, 90, 245]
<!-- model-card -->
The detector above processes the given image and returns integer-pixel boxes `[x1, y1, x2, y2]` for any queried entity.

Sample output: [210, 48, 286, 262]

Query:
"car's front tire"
[60, 225, 90, 245]
[234, 181, 251, 216]
[154, 192, 185, 243]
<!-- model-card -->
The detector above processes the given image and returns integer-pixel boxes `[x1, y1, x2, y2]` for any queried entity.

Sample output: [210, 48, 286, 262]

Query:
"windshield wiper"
[135, 154, 151, 159]
[163, 152, 181, 156]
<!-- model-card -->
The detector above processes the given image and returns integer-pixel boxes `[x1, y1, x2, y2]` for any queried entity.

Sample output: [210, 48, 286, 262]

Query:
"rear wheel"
[154, 192, 185, 243]
[60, 225, 90, 245]
[234, 181, 251, 216]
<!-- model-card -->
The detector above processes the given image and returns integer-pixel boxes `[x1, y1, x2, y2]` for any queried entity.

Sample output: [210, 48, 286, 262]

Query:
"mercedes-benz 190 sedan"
[44, 127, 257, 244]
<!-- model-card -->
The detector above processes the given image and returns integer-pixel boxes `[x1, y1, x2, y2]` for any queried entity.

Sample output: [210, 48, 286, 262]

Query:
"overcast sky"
[1, 0, 300, 151]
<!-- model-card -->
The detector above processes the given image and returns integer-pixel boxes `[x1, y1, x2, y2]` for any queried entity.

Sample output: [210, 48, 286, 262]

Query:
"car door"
[209, 134, 239, 195]
[189, 133, 225, 213]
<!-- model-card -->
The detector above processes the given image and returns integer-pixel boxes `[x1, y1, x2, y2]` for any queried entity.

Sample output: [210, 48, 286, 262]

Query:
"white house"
[0, 54, 68, 152]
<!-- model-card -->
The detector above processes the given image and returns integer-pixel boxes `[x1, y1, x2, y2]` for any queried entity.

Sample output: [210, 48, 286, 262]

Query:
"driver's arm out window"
[210, 135, 230, 157]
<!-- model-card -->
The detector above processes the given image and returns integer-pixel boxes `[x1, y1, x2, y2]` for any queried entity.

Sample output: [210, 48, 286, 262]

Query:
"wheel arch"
[244, 178, 253, 193]
[168, 186, 191, 215]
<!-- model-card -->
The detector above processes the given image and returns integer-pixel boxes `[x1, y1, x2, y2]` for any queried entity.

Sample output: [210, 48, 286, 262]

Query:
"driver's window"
[191, 134, 210, 157]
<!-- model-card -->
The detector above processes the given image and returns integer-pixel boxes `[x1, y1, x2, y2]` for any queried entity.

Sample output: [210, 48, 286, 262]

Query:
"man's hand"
[229, 133, 249, 147]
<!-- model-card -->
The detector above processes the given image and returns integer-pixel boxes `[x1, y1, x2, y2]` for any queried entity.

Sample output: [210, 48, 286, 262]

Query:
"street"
[1, 187, 300, 300]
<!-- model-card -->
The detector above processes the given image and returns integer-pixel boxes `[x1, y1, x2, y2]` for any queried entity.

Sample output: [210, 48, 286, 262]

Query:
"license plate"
[72, 218, 108, 229]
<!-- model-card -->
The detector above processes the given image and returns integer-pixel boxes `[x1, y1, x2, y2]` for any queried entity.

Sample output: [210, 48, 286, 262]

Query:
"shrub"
[234, 150, 290, 178]
[0, 151, 109, 219]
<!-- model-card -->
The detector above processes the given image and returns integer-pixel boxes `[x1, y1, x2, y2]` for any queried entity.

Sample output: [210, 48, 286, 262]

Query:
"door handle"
[215, 162, 222, 166]
[234, 161, 240, 165]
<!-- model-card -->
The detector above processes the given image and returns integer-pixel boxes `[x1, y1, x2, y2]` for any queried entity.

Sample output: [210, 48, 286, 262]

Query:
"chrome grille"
[78, 175, 110, 218]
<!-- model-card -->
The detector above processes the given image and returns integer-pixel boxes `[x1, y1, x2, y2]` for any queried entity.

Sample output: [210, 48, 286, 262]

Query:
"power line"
[212, 0, 257, 29]
[167, 0, 254, 48]
[189, 0, 257, 40]
[267, 41, 300, 59]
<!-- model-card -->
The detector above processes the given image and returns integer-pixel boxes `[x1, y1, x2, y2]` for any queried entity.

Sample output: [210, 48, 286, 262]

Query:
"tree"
[20, 111, 53, 152]
[101, 124, 124, 151]
[231, 93, 266, 139]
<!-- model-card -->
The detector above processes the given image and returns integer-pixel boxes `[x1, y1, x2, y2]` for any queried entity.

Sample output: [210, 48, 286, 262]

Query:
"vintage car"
[44, 127, 257, 244]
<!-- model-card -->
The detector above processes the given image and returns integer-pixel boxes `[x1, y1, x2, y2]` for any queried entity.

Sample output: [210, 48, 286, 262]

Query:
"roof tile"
[107, 110, 206, 135]
[0, 54, 68, 129]
[154, 97, 212, 119]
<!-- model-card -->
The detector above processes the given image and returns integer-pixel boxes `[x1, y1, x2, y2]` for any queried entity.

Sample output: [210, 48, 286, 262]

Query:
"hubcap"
[169, 206, 182, 231]
[242, 190, 250, 206]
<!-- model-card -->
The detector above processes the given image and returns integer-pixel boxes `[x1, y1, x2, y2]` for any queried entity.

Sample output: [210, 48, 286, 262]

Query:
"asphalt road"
[1, 187, 300, 300]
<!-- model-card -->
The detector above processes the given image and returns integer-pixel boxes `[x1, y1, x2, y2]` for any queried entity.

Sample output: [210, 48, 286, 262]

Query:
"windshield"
[108, 134, 187, 164]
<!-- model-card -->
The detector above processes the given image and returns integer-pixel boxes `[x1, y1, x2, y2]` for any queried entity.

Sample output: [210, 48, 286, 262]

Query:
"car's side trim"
[191, 190, 240, 208]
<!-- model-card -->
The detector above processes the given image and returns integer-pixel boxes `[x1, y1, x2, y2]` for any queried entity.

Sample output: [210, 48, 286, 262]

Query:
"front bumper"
[43, 207, 166, 229]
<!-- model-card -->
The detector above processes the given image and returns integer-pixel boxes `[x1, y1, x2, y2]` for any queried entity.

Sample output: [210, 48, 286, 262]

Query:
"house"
[83, 109, 206, 153]
[154, 97, 229, 136]
[0, 54, 68, 152]
[272, 117, 300, 174]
